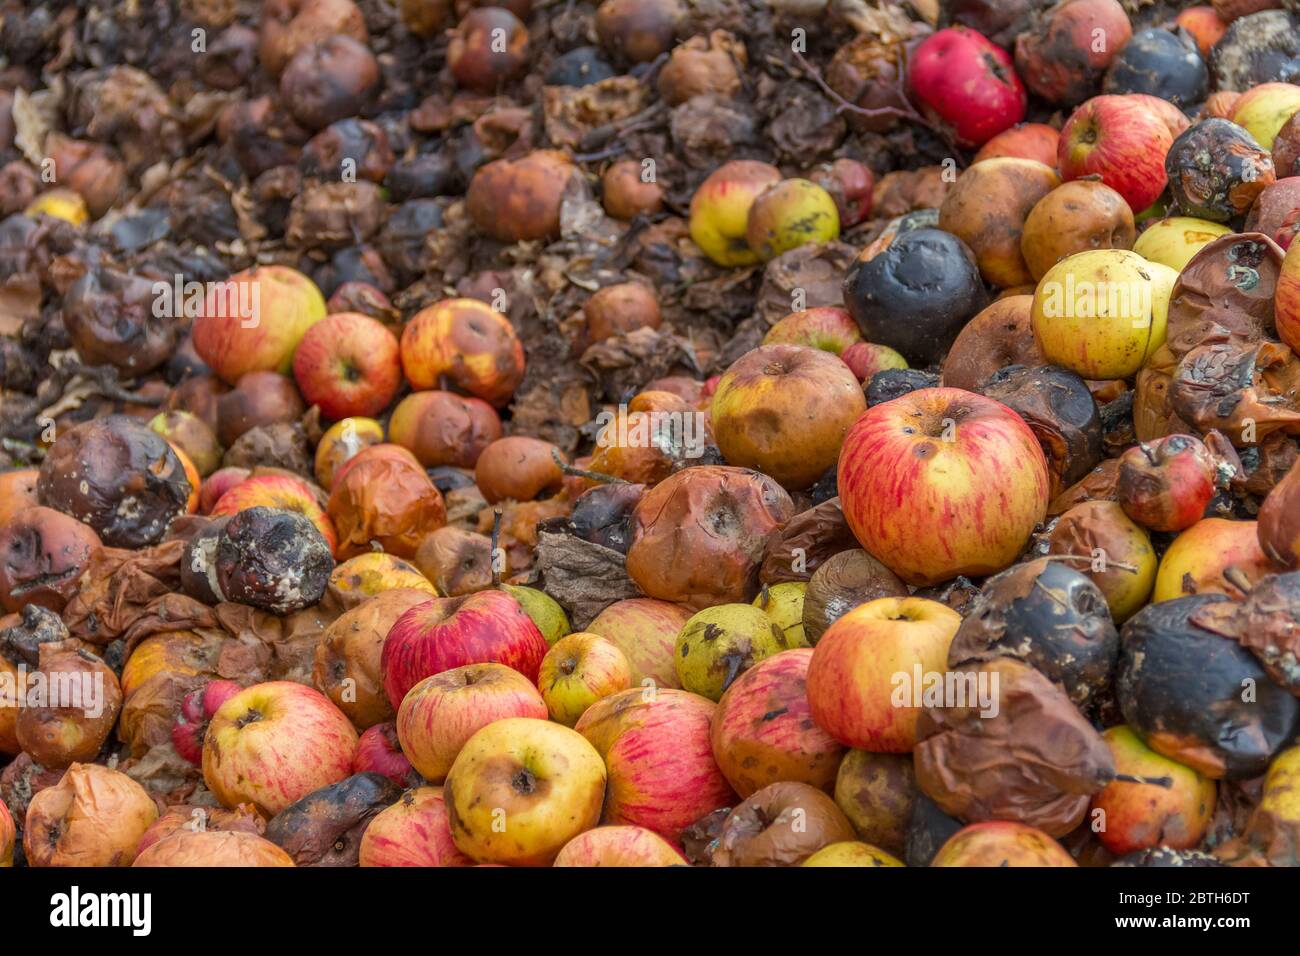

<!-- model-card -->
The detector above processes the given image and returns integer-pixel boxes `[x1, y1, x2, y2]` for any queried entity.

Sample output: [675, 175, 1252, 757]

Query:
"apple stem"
[1113, 773, 1174, 789]
[550, 448, 628, 485]
[490, 507, 503, 588]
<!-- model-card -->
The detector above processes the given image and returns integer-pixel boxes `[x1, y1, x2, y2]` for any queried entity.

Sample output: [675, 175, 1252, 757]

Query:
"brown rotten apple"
[838, 388, 1051, 586]
[24, 763, 158, 867]
[466, 150, 576, 244]
[388, 390, 503, 468]
[0, 506, 100, 614]
[327, 446, 447, 559]
[625, 466, 795, 608]
[16, 640, 122, 769]
[711, 781, 856, 867]
[711, 344, 866, 490]
[313, 588, 435, 729]
[135, 830, 295, 867]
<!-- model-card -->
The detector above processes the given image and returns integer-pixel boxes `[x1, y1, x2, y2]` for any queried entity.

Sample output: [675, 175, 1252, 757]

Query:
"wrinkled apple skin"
[931, 821, 1077, 867]
[203, 682, 359, 817]
[192, 265, 327, 384]
[172, 679, 242, 765]
[837, 388, 1051, 586]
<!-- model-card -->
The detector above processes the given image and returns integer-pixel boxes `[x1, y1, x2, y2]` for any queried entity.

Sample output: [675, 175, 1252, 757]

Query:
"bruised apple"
[1152, 518, 1277, 603]
[688, 160, 781, 267]
[1090, 726, 1216, 855]
[444, 717, 606, 866]
[400, 298, 525, 407]
[203, 681, 360, 816]
[711, 648, 845, 798]
[837, 388, 1051, 586]
[711, 344, 866, 490]
[387, 390, 502, 469]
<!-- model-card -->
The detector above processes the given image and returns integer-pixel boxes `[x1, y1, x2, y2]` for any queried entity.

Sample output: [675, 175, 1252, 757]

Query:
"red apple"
[806, 597, 962, 753]
[202, 681, 360, 816]
[292, 311, 401, 420]
[1058, 95, 1173, 213]
[908, 27, 1027, 148]
[585, 598, 691, 689]
[395, 662, 548, 782]
[353, 722, 419, 787]
[1116, 434, 1220, 532]
[191, 264, 327, 384]
[198, 466, 249, 514]
[575, 687, 737, 841]
[171, 679, 242, 765]
[711, 648, 846, 797]
[359, 787, 474, 867]
[553, 825, 686, 866]
[1273, 234, 1300, 351]
[841, 341, 907, 382]
[837, 387, 1051, 586]
[381, 589, 549, 709]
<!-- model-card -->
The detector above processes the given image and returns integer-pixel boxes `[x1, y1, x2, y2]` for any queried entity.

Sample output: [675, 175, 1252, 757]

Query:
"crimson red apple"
[1116, 434, 1220, 532]
[395, 662, 548, 782]
[171, 679, 242, 765]
[1058, 95, 1173, 213]
[292, 311, 401, 420]
[381, 589, 548, 708]
[837, 387, 1051, 586]
[908, 27, 1027, 148]
[352, 722, 419, 787]
[202, 681, 359, 817]
[575, 687, 736, 841]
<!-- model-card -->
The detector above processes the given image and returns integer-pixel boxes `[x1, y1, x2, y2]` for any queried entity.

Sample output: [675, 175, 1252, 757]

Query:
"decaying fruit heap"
[4, 0, 1300, 870]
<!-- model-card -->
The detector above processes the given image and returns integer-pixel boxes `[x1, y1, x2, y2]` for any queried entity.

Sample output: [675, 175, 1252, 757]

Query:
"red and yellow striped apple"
[575, 687, 736, 841]
[538, 632, 633, 726]
[553, 825, 686, 866]
[806, 597, 961, 753]
[202, 681, 359, 817]
[837, 387, 1051, 586]
[711, 648, 845, 797]
[359, 787, 474, 867]
[395, 662, 547, 782]
[381, 589, 548, 708]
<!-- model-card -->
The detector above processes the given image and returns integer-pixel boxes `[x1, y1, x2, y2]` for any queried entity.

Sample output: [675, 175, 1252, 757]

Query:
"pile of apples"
[10, 0, 1300, 872]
